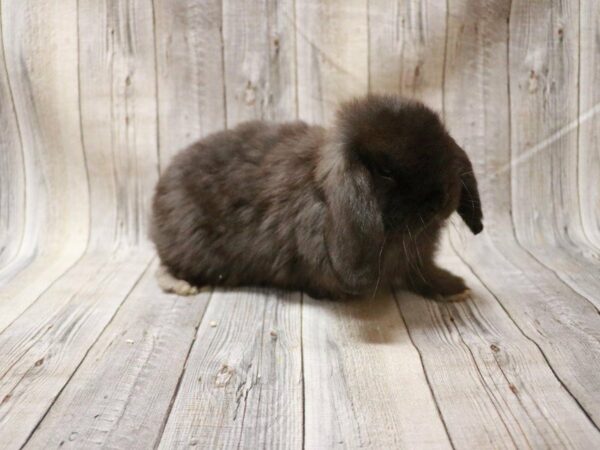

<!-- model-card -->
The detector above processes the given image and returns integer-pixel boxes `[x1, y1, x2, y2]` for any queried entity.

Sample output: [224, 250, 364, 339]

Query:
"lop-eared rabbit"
[150, 95, 483, 300]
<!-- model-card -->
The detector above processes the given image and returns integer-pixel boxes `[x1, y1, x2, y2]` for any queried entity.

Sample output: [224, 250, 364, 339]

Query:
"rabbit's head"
[318, 95, 483, 292]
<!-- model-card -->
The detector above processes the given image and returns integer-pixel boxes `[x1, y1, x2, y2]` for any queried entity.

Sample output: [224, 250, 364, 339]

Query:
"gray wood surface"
[24, 259, 210, 449]
[159, 289, 303, 449]
[0, 1, 599, 448]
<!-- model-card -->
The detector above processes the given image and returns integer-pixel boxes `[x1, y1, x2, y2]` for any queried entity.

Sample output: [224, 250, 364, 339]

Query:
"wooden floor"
[1, 0, 600, 448]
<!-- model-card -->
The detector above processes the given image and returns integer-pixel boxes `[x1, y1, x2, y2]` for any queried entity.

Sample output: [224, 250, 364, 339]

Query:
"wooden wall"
[2, 0, 597, 252]
[1, 0, 598, 258]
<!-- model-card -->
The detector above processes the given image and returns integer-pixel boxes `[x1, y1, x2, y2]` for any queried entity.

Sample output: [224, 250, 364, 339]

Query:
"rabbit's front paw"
[440, 288, 471, 303]
[407, 266, 471, 303]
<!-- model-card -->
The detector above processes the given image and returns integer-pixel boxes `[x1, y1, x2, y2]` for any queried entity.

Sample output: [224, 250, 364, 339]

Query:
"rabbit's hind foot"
[156, 264, 200, 296]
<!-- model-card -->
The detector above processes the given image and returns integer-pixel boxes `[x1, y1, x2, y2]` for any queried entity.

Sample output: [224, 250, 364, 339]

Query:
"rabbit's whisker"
[407, 225, 425, 277]
[414, 214, 437, 239]
[370, 235, 387, 301]
[460, 178, 477, 210]
[403, 232, 426, 284]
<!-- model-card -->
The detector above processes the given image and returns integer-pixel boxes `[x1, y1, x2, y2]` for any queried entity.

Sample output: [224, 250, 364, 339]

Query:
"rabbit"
[150, 94, 483, 301]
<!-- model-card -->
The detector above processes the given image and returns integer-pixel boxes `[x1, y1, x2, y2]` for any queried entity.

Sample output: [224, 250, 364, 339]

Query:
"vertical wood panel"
[509, 0, 581, 246]
[0, 0, 158, 447]
[443, 0, 512, 233]
[1, 0, 89, 249]
[0, 0, 90, 332]
[506, 2, 600, 307]
[223, 0, 297, 126]
[578, 2, 600, 245]
[368, 0, 445, 107]
[445, 0, 600, 428]
[0, 5, 24, 271]
[154, 0, 226, 167]
[78, 0, 159, 247]
[296, 0, 368, 123]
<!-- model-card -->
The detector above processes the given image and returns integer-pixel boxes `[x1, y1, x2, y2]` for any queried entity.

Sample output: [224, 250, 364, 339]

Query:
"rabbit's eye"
[375, 165, 394, 180]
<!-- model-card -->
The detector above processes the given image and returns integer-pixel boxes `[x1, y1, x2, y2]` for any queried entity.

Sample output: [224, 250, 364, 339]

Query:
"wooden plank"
[505, 0, 600, 310]
[368, 0, 446, 107]
[0, 4, 25, 271]
[398, 245, 600, 448]
[154, 0, 226, 167]
[296, 0, 368, 123]
[578, 2, 600, 246]
[452, 233, 600, 426]
[0, 249, 153, 449]
[509, 0, 581, 246]
[0, 0, 90, 332]
[506, 0, 600, 309]
[24, 259, 210, 450]
[223, 0, 297, 126]
[443, 0, 513, 228]
[158, 289, 303, 449]
[155, 4, 303, 445]
[302, 293, 452, 449]
[77, 0, 159, 247]
[443, 0, 600, 428]
[0, 0, 162, 447]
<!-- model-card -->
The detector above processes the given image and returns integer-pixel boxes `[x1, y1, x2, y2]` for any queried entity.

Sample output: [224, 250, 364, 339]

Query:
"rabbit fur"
[150, 94, 483, 300]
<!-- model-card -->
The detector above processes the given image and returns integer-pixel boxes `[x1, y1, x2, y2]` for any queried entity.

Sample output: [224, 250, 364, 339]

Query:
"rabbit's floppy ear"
[319, 143, 385, 294]
[453, 141, 483, 234]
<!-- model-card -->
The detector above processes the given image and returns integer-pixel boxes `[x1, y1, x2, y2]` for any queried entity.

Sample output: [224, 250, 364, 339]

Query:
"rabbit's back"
[150, 120, 331, 290]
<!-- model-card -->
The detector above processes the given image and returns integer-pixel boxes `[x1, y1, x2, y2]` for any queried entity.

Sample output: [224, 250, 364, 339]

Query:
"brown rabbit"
[150, 94, 483, 300]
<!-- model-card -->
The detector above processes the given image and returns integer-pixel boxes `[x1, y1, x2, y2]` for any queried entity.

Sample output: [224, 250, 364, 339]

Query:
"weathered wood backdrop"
[0, 0, 599, 448]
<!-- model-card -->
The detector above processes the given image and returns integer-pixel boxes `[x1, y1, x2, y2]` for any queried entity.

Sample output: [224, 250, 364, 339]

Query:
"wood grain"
[506, 0, 600, 309]
[0, 0, 90, 333]
[509, 0, 581, 246]
[0, 3, 24, 272]
[578, 1, 600, 245]
[158, 289, 303, 449]
[0, 0, 160, 447]
[398, 245, 600, 448]
[303, 292, 452, 449]
[154, 0, 226, 167]
[296, 0, 368, 123]
[444, 0, 600, 429]
[368, 0, 446, 107]
[0, 250, 152, 449]
[24, 259, 210, 450]
[223, 0, 297, 126]
[78, 0, 159, 247]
